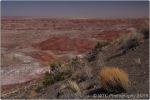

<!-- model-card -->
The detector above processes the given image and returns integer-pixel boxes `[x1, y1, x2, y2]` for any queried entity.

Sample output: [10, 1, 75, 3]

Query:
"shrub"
[54, 72, 65, 81]
[141, 28, 149, 39]
[71, 56, 80, 68]
[117, 28, 144, 52]
[42, 72, 55, 87]
[87, 40, 109, 62]
[50, 62, 62, 72]
[95, 41, 109, 50]
[118, 28, 143, 43]
[42, 71, 65, 87]
[139, 20, 149, 39]
[71, 64, 93, 82]
[100, 67, 129, 93]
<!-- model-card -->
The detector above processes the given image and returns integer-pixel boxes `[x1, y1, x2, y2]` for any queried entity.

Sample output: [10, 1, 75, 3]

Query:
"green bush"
[50, 62, 61, 72]
[95, 41, 109, 50]
[42, 71, 65, 87]
[42, 72, 55, 87]
[55, 72, 65, 81]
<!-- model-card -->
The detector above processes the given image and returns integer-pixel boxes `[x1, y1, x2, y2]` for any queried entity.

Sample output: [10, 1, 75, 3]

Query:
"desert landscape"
[1, 16, 149, 99]
[1, 1, 149, 99]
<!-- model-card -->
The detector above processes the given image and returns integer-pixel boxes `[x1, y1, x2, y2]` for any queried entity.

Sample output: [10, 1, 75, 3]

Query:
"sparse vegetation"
[42, 72, 55, 87]
[67, 80, 81, 93]
[71, 63, 93, 82]
[42, 71, 65, 87]
[117, 28, 144, 53]
[100, 67, 129, 93]
[50, 62, 62, 72]
[42, 61, 78, 88]
[62, 63, 74, 77]
[139, 20, 149, 39]
[87, 40, 109, 62]
[71, 56, 80, 68]
[54, 72, 65, 81]
[95, 40, 109, 50]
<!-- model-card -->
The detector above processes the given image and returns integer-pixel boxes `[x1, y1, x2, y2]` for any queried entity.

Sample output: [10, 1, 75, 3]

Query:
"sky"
[1, 1, 149, 18]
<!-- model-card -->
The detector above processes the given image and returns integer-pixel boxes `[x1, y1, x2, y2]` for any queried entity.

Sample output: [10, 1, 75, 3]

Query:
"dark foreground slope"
[2, 37, 149, 99]
[106, 39, 149, 94]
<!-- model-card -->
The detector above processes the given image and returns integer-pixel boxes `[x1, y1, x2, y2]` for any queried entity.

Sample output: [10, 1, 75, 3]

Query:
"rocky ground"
[1, 17, 149, 99]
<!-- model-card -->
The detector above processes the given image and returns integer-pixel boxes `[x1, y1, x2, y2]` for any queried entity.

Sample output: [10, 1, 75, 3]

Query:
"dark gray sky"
[1, 1, 149, 18]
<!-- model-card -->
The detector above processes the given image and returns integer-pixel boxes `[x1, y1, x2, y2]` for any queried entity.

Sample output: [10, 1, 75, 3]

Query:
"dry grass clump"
[100, 67, 129, 93]
[67, 80, 81, 93]
[61, 63, 74, 76]
[138, 19, 149, 39]
[120, 28, 144, 44]
[115, 28, 144, 52]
